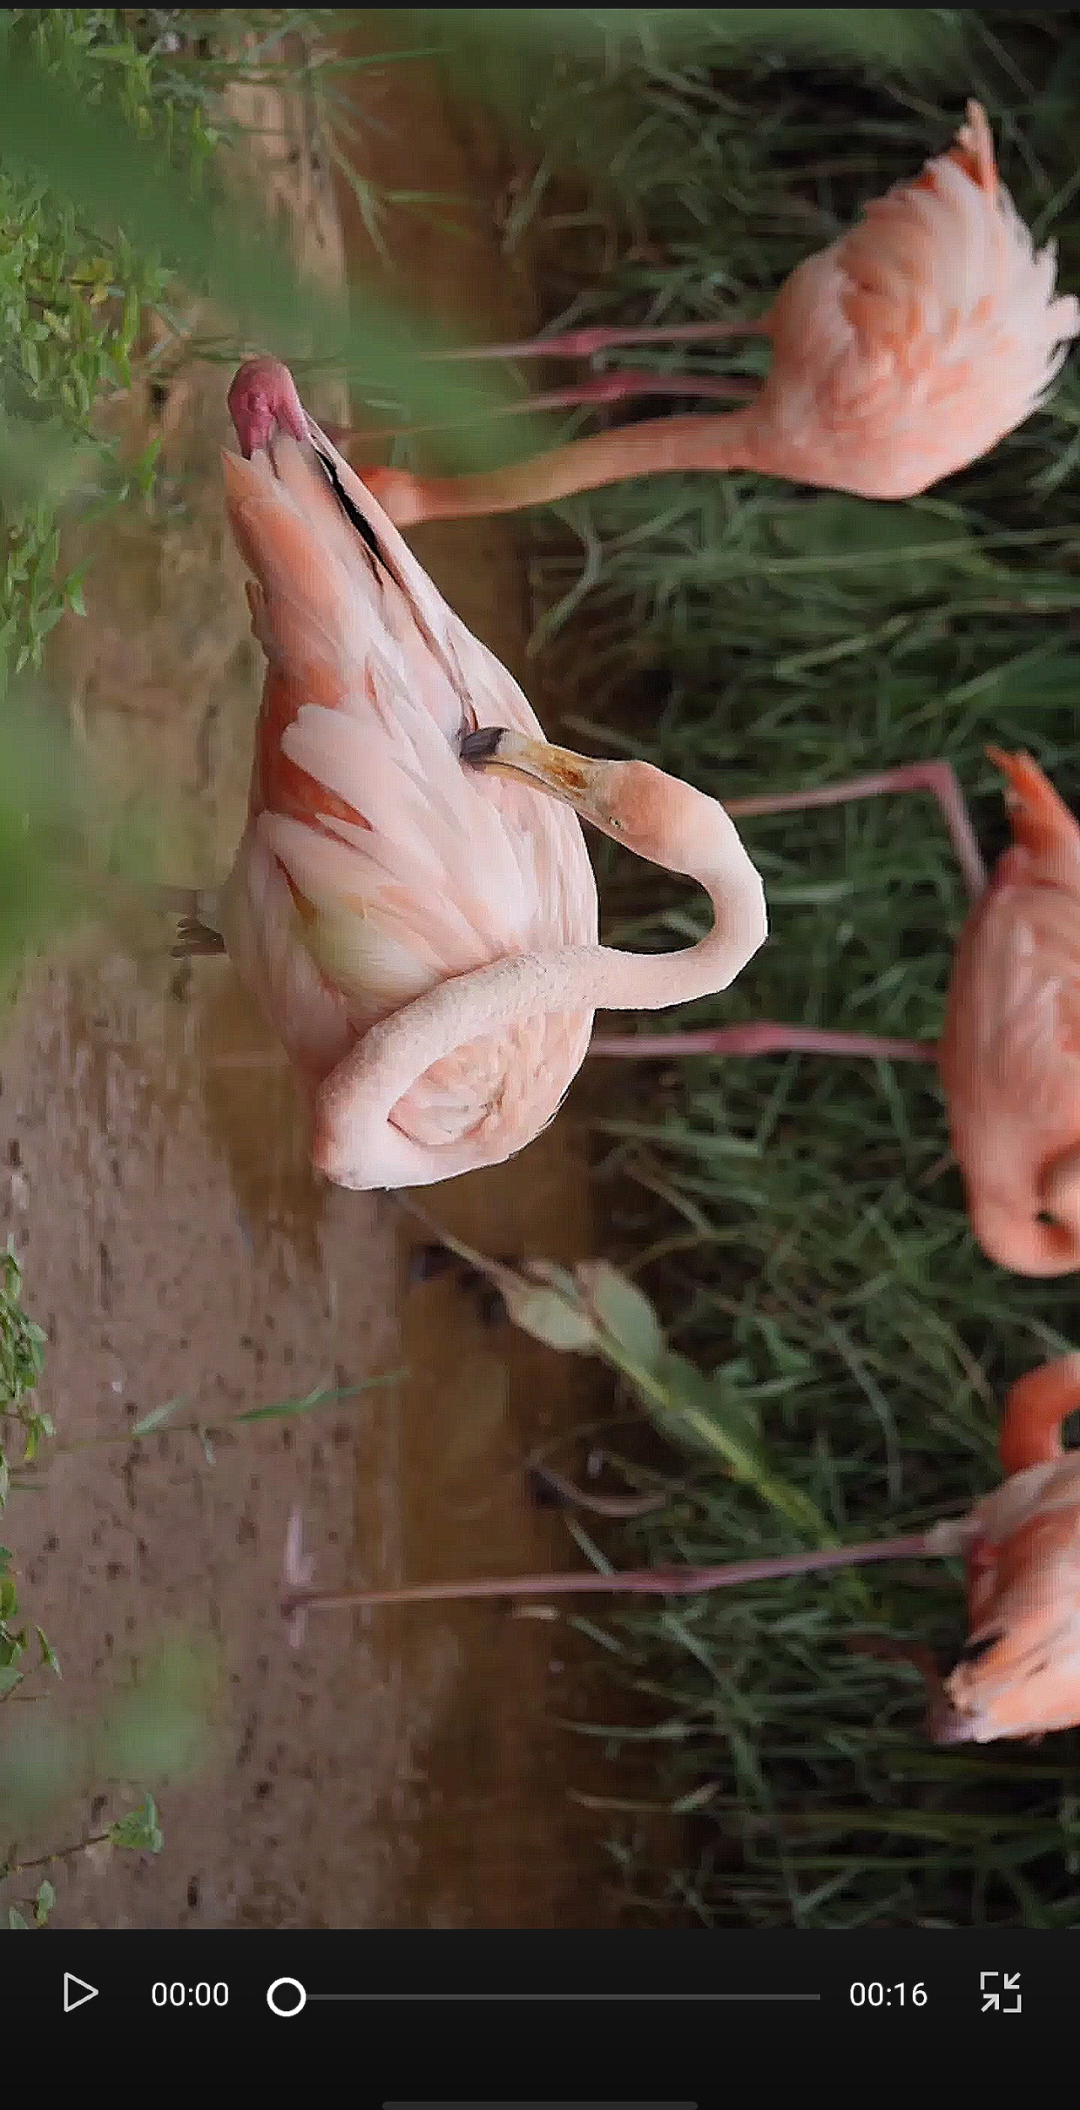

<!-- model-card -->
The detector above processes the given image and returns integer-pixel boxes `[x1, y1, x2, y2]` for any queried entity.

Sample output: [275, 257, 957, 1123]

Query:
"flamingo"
[174, 357, 766, 1192]
[592, 748, 1080, 1280]
[340, 101, 1078, 528]
[279, 1351, 1080, 1747]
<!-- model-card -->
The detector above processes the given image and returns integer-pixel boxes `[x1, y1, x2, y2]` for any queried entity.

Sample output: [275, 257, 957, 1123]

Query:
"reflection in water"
[187, 966, 327, 1271]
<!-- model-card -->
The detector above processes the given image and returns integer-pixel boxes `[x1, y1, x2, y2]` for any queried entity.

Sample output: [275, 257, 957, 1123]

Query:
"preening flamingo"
[279, 1352, 1080, 1745]
[176, 357, 766, 1192]
[937, 1352, 1080, 1744]
[594, 749, 1080, 1280]
[343, 100, 1078, 527]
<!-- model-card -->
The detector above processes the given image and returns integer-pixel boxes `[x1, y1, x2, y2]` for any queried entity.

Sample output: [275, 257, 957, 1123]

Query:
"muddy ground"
[0, 53, 646, 1929]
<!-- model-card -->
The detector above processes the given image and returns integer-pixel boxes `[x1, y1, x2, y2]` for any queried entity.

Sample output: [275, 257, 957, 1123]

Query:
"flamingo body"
[942, 1354, 1080, 1742]
[748, 99, 1079, 501]
[218, 361, 598, 1181]
[939, 750, 1080, 1275]
[206, 360, 766, 1190]
[357, 102, 1079, 526]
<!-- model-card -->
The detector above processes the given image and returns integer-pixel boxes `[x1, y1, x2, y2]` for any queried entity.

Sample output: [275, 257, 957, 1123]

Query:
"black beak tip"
[461, 724, 507, 765]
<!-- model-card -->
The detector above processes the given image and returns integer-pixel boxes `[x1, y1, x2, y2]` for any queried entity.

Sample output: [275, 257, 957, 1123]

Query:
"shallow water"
[0, 57, 635, 1930]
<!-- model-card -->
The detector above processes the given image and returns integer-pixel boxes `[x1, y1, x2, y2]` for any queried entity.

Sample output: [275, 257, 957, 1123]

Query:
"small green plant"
[0, 10, 214, 694]
[6, 1879, 55, 1931]
[401, 1204, 840, 1542]
[3, 1796, 163, 1929]
[0, 1549, 60, 1705]
[0, 1242, 48, 1494]
[0, 1243, 60, 1711]
[0, 1252, 169, 1926]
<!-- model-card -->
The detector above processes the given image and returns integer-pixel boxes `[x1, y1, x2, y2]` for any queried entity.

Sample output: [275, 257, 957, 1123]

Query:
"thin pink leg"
[723, 761, 987, 903]
[589, 761, 983, 1065]
[433, 318, 770, 365]
[590, 1023, 937, 1060]
[325, 372, 758, 451]
[524, 372, 758, 409]
[280, 1527, 955, 1626]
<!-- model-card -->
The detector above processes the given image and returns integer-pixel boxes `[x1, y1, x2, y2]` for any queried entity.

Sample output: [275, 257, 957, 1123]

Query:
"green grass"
[493, 12, 1080, 1926]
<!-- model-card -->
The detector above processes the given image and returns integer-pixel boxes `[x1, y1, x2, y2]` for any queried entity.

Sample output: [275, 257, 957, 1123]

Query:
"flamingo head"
[227, 357, 309, 458]
[460, 726, 767, 958]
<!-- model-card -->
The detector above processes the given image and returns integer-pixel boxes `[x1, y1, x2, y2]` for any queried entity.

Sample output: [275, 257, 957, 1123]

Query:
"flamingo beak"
[461, 725, 612, 823]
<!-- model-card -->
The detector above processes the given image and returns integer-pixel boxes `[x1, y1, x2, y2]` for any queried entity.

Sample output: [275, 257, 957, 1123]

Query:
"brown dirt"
[0, 53, 647, 1929]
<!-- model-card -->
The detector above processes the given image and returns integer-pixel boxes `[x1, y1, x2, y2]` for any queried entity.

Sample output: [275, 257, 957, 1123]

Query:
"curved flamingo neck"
[967, 1193, 1080, 1279]
[314, 835, 767, 1189]
[999, 1353, 1080, 1477]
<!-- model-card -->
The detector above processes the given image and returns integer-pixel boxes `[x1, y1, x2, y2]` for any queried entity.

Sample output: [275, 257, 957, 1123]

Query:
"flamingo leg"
[434, 317, 770, 365]
[511, 372, 758, 410]
[325, 372, 759, 454]
[723, 761, 987, 902]
[590, 761, 984, 1062]
[280, 1518, 963, 1629]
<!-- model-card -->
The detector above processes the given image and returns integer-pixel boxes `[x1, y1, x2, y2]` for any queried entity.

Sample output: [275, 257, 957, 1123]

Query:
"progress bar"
[265, 1979, 819, 2018]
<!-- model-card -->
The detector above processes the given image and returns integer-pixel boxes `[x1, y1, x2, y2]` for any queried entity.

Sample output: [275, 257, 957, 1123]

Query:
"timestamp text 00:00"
[849, 1984, 926, 2007]
[151, 1984, 229, 2007]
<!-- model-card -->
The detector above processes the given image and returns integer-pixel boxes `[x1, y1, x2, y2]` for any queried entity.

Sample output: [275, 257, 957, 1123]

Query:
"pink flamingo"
[175, 358, 766, 1192]
[590, 755, 1080, 1274]
[591, 747, 1080, 1279]
[339, 101, 1078, 527]
[279, 1351, 1080, 1746]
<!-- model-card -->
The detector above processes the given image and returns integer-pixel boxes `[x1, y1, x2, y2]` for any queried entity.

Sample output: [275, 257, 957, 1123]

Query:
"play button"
[63, 1973, 98, 2014]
